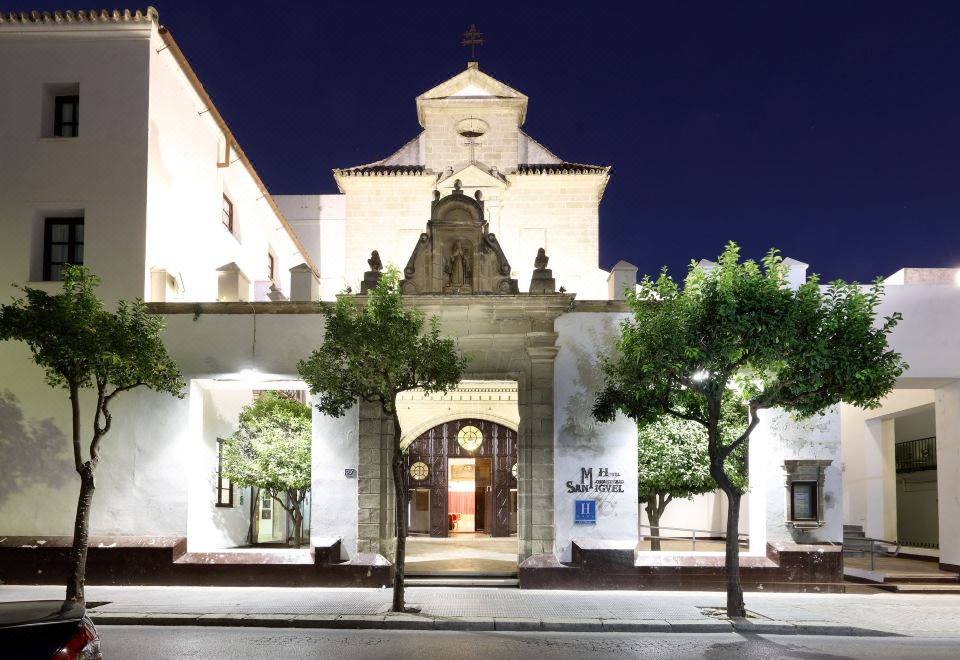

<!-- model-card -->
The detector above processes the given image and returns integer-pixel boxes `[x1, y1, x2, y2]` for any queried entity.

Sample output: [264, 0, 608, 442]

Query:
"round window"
[457, 425, 483, 451]
[410, 461, 429, 480]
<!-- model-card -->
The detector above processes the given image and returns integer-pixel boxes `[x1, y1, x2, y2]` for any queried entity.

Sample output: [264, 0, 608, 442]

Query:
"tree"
[297, 267, 466, 613]
[638, 395, 746, 551]
[221, 392, 312, 548]
[0, 266, 184, 604]
[594, 242, 906, 617]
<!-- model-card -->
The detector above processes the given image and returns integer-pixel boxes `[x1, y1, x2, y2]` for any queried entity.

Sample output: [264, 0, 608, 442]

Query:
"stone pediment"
[416, 63, 529, 126]
[436, 163, 508, 194]
[402, 182, 518, 295]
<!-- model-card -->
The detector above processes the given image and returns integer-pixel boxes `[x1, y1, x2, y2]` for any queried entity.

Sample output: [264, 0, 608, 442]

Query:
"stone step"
[843, 525, 864, 532]
[884, 574, 959, 585]
[876, 583, 960, 594]
[405, 577, 519, 588]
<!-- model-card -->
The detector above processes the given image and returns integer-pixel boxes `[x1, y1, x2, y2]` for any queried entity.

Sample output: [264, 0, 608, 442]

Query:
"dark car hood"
[0, 600, 85, 627]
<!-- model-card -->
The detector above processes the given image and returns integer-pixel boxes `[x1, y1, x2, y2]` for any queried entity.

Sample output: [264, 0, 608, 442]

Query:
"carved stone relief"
[402, 181, 518, 295]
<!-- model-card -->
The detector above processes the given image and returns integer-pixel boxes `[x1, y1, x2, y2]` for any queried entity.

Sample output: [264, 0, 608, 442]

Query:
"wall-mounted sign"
[574, 500, 596, 525]
[344, 468, 357, 478]
[566, 467, 624, 494]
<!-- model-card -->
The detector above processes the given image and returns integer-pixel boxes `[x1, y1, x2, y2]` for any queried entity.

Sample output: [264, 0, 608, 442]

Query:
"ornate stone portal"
[402, 181, 519, 295]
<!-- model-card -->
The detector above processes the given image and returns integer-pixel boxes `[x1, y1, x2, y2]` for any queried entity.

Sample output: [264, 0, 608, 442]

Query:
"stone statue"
[446, 241, 467, 287]
[534, 247, 549, 270]
[368, 250, 382, 272]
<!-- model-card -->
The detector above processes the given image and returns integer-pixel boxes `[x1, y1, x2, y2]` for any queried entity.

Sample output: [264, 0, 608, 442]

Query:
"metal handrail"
[638, 523, 749, 552]
[843, 536, 901, 570]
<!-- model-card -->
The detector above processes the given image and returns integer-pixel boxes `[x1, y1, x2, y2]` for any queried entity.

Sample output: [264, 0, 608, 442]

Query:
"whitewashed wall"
[553, 312, 638, 561]
[145, 28, 302, 303]
[749, 408, 843, 552]
[0, 23, 152, 305]
[275, 194, 347, 301]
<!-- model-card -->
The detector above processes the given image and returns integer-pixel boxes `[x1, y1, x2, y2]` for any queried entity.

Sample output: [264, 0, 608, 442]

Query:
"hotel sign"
[566, 467, 624, 494]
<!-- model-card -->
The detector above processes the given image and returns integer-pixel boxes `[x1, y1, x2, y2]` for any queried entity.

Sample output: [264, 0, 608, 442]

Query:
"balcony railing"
[895, 436, 937, 473]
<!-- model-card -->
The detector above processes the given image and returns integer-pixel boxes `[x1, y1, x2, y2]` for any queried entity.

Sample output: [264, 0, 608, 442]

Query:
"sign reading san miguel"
[566, 467, 624, 494]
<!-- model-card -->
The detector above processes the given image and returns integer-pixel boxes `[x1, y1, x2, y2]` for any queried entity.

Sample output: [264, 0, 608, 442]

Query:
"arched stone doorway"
[403, 418, 517, 538]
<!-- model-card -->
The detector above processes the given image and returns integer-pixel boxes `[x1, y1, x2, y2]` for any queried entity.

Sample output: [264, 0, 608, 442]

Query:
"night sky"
[145, 1, 960, 282]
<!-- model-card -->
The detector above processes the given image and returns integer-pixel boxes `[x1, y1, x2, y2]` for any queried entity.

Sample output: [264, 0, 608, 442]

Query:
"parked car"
[0, 600, 101, 659]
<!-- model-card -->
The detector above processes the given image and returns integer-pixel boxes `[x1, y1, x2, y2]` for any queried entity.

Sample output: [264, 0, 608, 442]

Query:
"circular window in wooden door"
[457, 425, 483, 451]
[410, 461, 429, 480]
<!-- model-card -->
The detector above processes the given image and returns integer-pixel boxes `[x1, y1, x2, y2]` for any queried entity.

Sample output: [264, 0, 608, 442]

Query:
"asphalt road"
[99, 626, 960, 659]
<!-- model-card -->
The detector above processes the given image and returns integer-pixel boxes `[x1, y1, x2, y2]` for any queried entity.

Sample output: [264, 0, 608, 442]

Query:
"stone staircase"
[843, 525, 960, 593]
[843, 525, 867, 556]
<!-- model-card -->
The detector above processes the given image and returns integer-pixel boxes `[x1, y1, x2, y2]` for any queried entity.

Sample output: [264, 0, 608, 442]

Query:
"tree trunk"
[723, 488, 745, 618]
[390, 408, 414, 612]
[292, 509, 303, 549]
[645, 495, 661, 552]
[65, 464, 95, 604]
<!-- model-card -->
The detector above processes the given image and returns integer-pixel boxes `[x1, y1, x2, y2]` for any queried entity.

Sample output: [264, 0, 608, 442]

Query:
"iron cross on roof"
[462, 24, 484, 61]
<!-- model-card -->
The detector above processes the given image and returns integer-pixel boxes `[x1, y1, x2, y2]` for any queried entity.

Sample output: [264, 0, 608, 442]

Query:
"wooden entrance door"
[403, 418, 517, 537]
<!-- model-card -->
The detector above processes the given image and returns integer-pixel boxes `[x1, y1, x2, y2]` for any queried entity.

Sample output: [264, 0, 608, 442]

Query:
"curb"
[89, 612, 899, 636]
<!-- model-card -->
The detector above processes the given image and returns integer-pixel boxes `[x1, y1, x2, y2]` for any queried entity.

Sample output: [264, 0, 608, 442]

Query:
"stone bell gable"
[402, 181, 518, 295]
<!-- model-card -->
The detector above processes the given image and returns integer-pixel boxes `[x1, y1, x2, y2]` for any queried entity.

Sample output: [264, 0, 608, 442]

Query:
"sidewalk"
[2, 584, 959, 637]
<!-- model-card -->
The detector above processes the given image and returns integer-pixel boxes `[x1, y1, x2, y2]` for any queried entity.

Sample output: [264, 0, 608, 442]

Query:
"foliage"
[594, 242, 906, 616]
[298, 267, 466, 417]
[638, 395, 747, 502]
[222, 392, 312, 493]
[222, 392, 312, 548]
[297, 266, 466, 612]
[0, 266, 183, 397]
[0, 265, 184, 603]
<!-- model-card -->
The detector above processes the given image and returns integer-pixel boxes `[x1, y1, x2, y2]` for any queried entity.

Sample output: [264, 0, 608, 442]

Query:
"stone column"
[862, 418, 897, 541]
[520, 337, 559, 558]
[935, 381, 960, 571]
[356, 401, 395, 557]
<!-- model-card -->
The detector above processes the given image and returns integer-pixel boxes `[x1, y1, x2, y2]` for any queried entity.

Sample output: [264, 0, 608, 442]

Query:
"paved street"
[100, 627, 960, 659]
[4, 584, 960, 638]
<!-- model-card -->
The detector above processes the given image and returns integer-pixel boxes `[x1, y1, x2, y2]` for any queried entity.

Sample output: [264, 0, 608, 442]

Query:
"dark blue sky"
[149, 0, 960, 282]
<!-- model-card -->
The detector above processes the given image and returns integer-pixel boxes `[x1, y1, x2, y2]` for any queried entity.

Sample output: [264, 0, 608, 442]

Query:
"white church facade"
[1, 9, 960, 591]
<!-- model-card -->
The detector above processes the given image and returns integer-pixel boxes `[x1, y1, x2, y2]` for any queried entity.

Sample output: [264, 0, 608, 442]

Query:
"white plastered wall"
[0, 24, 152, 305]
[144, 28, 302, 302]
[553, 312, 638, 561]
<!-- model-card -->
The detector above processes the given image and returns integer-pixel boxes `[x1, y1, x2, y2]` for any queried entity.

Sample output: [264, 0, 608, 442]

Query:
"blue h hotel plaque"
[574, 500, 597, 525]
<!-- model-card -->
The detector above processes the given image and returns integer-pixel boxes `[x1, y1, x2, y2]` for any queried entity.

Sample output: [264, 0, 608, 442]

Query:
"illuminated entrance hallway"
[399, 382, 520, 574]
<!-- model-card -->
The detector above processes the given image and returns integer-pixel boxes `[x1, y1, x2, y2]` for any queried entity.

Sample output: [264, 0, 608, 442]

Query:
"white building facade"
[1, 9, 958, 590]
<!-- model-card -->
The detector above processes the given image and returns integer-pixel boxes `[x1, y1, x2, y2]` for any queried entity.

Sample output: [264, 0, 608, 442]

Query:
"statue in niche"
[445, 241, 471, 289]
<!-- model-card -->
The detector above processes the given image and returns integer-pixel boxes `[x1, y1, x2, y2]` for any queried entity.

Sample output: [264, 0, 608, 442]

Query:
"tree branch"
[718, 402, 760, 461]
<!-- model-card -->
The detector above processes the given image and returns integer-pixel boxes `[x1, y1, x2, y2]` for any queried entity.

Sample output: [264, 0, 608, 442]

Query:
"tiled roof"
[334, 164, 428, 177]
[0, 8, 157, 24]
[516, 163, 610, 175]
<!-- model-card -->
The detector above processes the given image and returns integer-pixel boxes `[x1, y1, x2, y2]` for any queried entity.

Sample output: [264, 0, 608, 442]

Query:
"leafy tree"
[0, 266, 184, 604]
[594, 242, 906, 617]
[221, 392, 312, 548]
[297, 267, 466, 613]
[638, 395, 746, 551]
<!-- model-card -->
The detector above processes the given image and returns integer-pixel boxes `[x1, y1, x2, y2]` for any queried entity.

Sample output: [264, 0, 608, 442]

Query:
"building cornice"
[0, 8, 157, 25]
